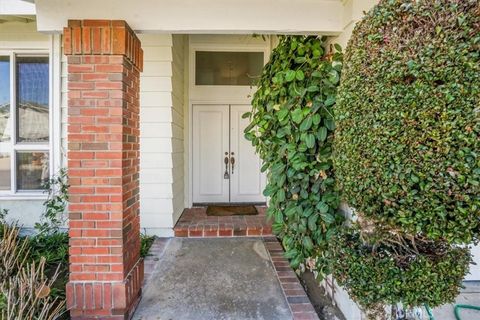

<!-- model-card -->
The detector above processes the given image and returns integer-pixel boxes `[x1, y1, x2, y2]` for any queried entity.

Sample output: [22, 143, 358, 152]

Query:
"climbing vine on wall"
[244, 36, 344, 276]
[332, 0, 478, 311]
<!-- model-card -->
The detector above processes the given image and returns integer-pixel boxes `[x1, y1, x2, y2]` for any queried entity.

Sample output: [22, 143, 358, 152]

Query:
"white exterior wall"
[171, 35, 186, 223]
[138, 34, 186, 236]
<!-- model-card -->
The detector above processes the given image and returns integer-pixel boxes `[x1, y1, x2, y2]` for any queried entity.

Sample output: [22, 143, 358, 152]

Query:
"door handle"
[230, 156, 235, 174]
[224, 155, 230, 179]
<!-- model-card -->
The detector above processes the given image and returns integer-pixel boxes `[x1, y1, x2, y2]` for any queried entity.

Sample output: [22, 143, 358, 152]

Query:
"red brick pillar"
[64, 20, 143, 319]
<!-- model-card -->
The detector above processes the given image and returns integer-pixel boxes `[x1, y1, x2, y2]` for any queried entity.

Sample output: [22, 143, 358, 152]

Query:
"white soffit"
[34, 0, 344, 34]
[0, 0, 35, 15]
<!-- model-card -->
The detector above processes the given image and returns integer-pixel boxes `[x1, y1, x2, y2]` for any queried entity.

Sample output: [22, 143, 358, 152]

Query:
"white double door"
[193, 104, 266, 203]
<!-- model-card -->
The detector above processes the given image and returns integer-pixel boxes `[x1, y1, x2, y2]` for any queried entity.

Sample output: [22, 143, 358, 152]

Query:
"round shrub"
[244, 36, 344, 274]
[333, 0, 480, 243]
[332, 229, 472, 308]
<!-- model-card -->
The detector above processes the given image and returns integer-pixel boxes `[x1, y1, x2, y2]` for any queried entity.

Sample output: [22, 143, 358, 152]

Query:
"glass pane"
[0, 56, 11, 142]
[16, 151, 49, 191]
[0, 152, 11, 190]
[16, 56, 49, 143]
[195, 51, 264, 86]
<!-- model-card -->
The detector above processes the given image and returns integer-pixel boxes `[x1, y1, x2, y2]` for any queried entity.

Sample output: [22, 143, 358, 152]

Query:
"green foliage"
[35, 168, 69, 235]
[27, 232, 69, 300]
[334, 0, 480, 244]
[140, 233, 155, 258]
[244, 35, 344, 276]
[331, 0, 478, 311]
[332, 229, 472, 309]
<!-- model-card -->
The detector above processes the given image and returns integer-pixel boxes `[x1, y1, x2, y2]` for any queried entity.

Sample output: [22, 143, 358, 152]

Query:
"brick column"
[64, 20, 143, 319]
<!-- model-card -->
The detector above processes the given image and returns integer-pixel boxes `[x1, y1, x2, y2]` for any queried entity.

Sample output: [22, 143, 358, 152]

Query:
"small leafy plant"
[140, 233, 155, 258]
[35, 168, 69, 235]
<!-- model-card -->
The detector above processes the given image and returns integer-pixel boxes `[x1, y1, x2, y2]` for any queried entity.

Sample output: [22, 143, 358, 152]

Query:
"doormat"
[206, 205, 258, 216]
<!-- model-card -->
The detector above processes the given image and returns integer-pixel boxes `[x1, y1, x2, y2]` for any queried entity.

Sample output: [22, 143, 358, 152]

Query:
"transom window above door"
[195, 51, 264, 86]
[0, 53, 50, 194]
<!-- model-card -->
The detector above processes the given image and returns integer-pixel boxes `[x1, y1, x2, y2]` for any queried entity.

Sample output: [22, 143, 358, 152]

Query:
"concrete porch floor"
[134, 237, 319, 320]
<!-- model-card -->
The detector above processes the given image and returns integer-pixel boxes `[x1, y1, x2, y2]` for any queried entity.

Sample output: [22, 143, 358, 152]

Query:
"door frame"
[186, 35, 272, 208]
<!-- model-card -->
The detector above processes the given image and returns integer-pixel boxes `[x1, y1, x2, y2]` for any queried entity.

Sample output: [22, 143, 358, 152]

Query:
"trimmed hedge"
[334, 0, 480, 243]
[244, 36, 344, 274]
[332, 229, 471, 308]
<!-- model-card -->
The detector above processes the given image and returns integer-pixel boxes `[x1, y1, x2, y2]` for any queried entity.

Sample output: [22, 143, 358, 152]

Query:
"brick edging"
[263, 237, 320, 320]
[142, 238, 171, 286]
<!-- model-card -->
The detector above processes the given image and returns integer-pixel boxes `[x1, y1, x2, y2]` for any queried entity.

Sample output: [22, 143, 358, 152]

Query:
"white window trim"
[0, 35, 61, 199]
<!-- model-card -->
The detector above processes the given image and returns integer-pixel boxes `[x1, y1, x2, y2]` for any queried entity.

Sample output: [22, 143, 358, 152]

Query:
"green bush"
[331, 0, 478, 311]
[334, 0, 480, 243]
[332, 229, 472, 308]
[245, 35, 344, 274]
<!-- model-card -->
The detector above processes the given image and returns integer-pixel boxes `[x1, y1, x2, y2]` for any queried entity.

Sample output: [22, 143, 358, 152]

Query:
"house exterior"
[1, 0, 478, 319]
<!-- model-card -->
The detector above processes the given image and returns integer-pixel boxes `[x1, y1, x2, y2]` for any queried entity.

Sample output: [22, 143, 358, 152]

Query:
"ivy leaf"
[320, 212, 335, 225]
[305, 134, 315, 148]
[317, 127, 328, 141]
[300, 117, 313, 132]
[295, 70, 305, 81]
[303, 236, 314, 251]
[328, 70, 339, 84]
[325, 119, 335, 131]
[285, 70, 296, 82]
[324, 96, 336, 106]
[242, 112, 251, 119]
[284, 248, 298, 259]
[277, 108, 289, 121]
[285, 206, 297, 218]
[317, 201, 329, 214]
[291, 108, 304, 124]
[308, 214, 319, 231]
[295, 57, 307, 63]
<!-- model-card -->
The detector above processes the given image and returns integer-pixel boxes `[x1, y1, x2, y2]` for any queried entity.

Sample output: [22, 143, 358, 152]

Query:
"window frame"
[0, 50, 53, 197]
[194, 50, 265, 86]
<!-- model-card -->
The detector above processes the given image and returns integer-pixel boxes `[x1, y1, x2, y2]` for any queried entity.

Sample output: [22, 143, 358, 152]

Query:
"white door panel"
[230, 104, 266, 202]
[192, 105, 230, 203]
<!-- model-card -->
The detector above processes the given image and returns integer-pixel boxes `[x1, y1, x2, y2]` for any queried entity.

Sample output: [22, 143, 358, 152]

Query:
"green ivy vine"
[244, 36, 344, 276]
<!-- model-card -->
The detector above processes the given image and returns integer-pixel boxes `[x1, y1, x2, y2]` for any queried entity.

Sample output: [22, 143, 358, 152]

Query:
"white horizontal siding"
[138, 33, 186, 236]
[171, 34, 186, 224]
[0, 21, 49, 49]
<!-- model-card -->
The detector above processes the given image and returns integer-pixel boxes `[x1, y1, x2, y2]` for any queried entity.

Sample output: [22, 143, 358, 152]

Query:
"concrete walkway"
[133, 238, 293, 320]
[432, 283, 480, 320]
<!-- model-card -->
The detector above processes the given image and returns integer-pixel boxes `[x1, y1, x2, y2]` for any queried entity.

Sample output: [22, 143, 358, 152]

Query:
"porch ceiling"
[34, 0, 344, 34]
